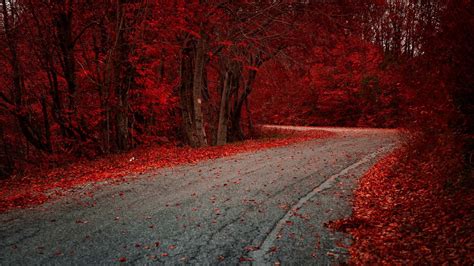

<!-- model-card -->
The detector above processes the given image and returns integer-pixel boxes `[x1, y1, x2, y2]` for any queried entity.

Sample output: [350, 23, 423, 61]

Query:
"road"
[0, 127, 399, 265]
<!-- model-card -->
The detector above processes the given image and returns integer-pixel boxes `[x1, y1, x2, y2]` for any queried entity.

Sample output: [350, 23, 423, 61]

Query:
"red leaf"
[243, 245, 259, 251]
[239, 257, 255, 262]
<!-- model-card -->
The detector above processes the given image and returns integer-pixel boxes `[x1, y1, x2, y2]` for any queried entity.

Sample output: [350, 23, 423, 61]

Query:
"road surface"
[0, 127, 399, 265]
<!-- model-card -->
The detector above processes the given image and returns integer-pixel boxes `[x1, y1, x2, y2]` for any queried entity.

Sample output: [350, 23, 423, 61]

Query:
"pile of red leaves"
[0, 129, 333, 213]
[329, 133, 473, 264]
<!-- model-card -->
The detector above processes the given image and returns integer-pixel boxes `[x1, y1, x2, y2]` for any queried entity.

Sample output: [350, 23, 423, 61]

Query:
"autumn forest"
[0, 0, 472, 264]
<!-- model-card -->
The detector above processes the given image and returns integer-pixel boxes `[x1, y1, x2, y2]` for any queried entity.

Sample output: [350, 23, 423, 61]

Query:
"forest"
[0, 0, 472, 264]
[0, 0, 471, 174]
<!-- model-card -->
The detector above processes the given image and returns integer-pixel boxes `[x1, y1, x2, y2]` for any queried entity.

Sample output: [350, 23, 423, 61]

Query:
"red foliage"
[0, 129, 333, 213]
[251, 36, 404, 128]
[328, 134, 473, 264]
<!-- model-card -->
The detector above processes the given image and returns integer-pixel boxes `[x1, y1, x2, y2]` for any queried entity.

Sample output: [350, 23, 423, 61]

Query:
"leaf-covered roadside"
[0, 129, 333, 213]
[329, 134, 473, 264]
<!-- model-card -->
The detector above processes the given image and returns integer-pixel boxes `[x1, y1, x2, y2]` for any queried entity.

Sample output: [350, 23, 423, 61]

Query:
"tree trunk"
[216, 71, 231, 145]
[113, 3, 131, 151]
[191, 35, 208, 147]
[54, 5, 77, 113]
[41, 96, 52, 152]
[230, 69, 257, 141]
[179, 45, 199, 146]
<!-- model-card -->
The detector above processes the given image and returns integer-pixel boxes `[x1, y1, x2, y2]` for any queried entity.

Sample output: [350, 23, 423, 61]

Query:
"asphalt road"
[0, 127, 399, 265]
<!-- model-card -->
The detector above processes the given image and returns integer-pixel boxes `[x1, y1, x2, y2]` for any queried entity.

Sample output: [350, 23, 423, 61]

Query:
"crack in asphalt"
[191, 214, 243, 261]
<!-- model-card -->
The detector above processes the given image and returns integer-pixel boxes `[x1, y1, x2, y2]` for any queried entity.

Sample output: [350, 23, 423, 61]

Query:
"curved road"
[0, 127, 398, 265]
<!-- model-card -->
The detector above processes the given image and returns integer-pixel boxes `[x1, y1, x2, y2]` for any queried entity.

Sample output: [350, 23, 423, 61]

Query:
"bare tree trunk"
[216, 71, 231, 145]
[191, 35, 208, 147]
[54, 3, 77, 114]
[245, 97, 254, 134]
[179, 45, 199, 146]
[230, 69, 257, 141]
[41, 96, 52, 152]
[52, 2, 94, 143]
[113, 2, 131, 151]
